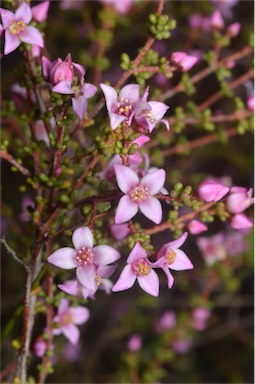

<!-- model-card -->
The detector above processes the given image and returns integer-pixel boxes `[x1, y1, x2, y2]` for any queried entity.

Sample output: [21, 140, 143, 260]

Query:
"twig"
[1, 237, 30, 271]
[74, 152, 101, 190]
[0, 151, 31, 176]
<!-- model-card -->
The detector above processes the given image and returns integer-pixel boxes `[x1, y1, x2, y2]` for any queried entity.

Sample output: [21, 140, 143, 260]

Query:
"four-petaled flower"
[112, 242, 159, 297]
[53, 298, 89, 345]
[152, 232, 193, 288]
[0, 2, 44, 55]
[114, 164, 166, 224]
[47, 226, 120, 295]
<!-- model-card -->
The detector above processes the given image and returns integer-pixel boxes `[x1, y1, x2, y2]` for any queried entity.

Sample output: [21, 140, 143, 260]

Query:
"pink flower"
[135, 100, 170, 133]
[34, 338, 47, 358]
[0, 2, 44, 55]
[48, 226, 120, 294]
[226, 187, 254, 214]
[100, 83, 142, 130]
[155, 310, 176, 333]
[110, 223, 130, 241]
[53, 298, 89, 345]
[247, 95, 254, 111]
[127, 334, 142, 352]
[114, 164, 166, 224]
[187, 220, 208, 235]
[210, 11, 224, 29]
[227, 22, 240, 37]
[192, 307, 211, 331]
[101, 0, 134, 14]
[170, 51, 198, 72]
[230, 213, 253, 230]
[112, 242, 159, 297]
[152, 232, 193, 289]
[172, 338, 193, 354]
[197, 233, 226, 265]
[32, 1, 50, 22]
[42, 53, 82, 86]
[198, 179, 230, 202]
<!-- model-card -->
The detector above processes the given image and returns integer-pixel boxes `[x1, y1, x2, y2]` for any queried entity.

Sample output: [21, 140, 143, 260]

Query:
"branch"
[0, 151, 31, 176]
[0, 237, 30, 271]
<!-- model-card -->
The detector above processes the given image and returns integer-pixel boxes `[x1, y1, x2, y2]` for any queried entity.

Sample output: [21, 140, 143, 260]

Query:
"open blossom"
[48, 226, 120, 295]
[192, 307, 211, 331]
[152, 232, 193, 288]
[135, 100, 169, 133]
[114, 164, 166, 224]
[112, 242, 159, 297]
[0, 2, 44, 55]
[197, 233, 227, 265]
[170, 52, 197, 72]
[226, 187, 254, 230]
[198, 179, 230, 202]
[53, 298, 89, 345]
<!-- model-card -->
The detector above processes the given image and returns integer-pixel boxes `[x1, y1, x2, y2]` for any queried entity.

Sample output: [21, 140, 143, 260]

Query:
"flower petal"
[52, 80, 73, 94]
[62, 324, 80, 345]
[119, 84, 140, 103]
[72, 96, 87, 121]
[58, 280, 81, 296]
[109, 112, 127, 130]
[58, 298, 69, 314]
[114, 164, 139, 194]
[127, 242, 147, 263]
[141, 169, 166, 195]
[47, 247, 77, 269]
[161, 266, 175, 288]
[76, 265, 97, 293]
[20, 26, 44, 47]
[70, 306, 90, 324]
[32, 0, 49, 22]
[112, 265, 136, 292]
[4, 30, 20, 55]
[0, 8, 15, 29]
[100, 83, 117, 112]
[82, 83, 97, 99]
[170, 249, 194, 270]
[93, 245, 120, 265]
[149, 101, 169, 120]
[139, 196, 162, 224]
[115, 195, 139, 224]
[72, 226, 94, 250]
[230, 213, 253, 229]
[137, 269, 159, 297]
[15, 2, 32, 24]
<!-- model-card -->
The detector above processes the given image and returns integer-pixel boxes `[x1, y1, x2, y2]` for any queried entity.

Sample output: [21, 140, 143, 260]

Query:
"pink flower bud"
[155, 310, 176, 333]
[227, 22, 240, 37]
[187, 220, 207, 235]
[34, 339, 47, 358]
[230, 214, 253, 230]
[247, 96, 254, 111]
[127, 334, 142, 352]
[32, 1, 50, 22]
[226, 187, 254, 214]
[192, 308, 211, 331]
[210, 11, 224, 29]
[42, 54, 75, 86]
[110, 223, 130, 241]
[198, 179, 230, 202]
[171, 51, 197, 72]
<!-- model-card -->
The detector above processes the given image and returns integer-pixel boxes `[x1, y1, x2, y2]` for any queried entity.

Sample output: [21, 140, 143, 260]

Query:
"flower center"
[146, 110, 156, 124]
[9, 20, 26, 35]
[60, 312, 73, 326]
[76, 247, 94, 266]
[165, 249, 177, 265]
[95, 274, 101, 286]
[132, 259, 151, 276]
[129, 184, 149, 203]
[116, 97, 134, 117]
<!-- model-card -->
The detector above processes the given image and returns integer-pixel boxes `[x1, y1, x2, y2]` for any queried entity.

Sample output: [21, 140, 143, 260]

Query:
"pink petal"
[137, 269, 159, 297]
[100, 83, 117, 112]
[0, 8, 15, 29]
[230, 214, 253, 229]
[114, 164, 139, 194]
[32, 1, 49, 22]
[119, 84, 140, 103]
[93, 245, 120, 265]
[139, 196, 162, 224]
[70, 306, 90, 324]
[58, 298, 69, 314]
[20, 26, 44, 47]
[4, 30, 20, 55]
[62, 324, 80, 345]
[157, 233, 188, 260]
[109, 112, 127, 130]
[112, 265, 136, 292]
[73, 62, 86, 81]
[41, 56, 51, 78]
[82, 83, 97, 99]
[15, 2, 32, 24]
[72, 96, 87, 121]
[47, 247, 77, 269]
[115, 195, 139, 224]
[148, 101, 169, 120]
[76, 265, 97, 292]
[188, 220, 207, 235]
[170, 249, 194, 270]
[58, 280, 80, 296]
[141, 169, 166, 195]
[110, 223, 130, 241]
[127, 242, 147, 263]
[52, 80, 74, 94]
[72, 226, 94, 250]
[162, 266, 175, 288]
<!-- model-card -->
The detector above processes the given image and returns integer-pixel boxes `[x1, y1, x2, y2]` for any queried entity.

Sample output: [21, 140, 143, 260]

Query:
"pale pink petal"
[58, 298, 69, 314]
[32, 1, 49, 22]
[119, 84, 140, 103]
[114, 164, 139, 193]
[110, 223, 130, 241]
[20, 26, 44, 47]
[47, 247, 77, 269]
[73, 62, 86, 81]
[149, 101, 169, 120]
[139, 196, 162, 224]
[4, 30, 20, 55]
[82, 83, 97, 99]
[134, 135, 150, 147]
[72, 96, 87, 121]
[161, 266, 175, 288]
[93, 245, 120, 265]
[137, 269, 159, 297]
[230, 214, 253, 229]
[188, 220, 207, 234]
[62, 324, 80, 345]
[0, 8, 15, 29]
[112, 265, 136, 292]
[100, 83, 117, 112]
[52, 80, 74, 94]
[72, 226, 94, 250]
[109, 112, 127, 130]
[115, 195, 139, 224]
[41, 56, 51, 78]
[76, 265, 97, 292]
[141, 169, 166, 195]
[170, 249, 194, 270]
[97, 264, 117, 279]
[15, 2, 32, 24]
[58, 280, 80, 296]
[127, 242, 147, 263]
[70, 306, 90, 324]
[157, 232, 188, 259]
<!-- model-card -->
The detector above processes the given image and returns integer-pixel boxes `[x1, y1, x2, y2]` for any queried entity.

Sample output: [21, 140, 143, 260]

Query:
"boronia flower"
[198, 179, 229, 202]
[152, 232, 193, 288]
[0, 2, 44, 55]
[53, 298, 89, 345]
[135, 100, 170, 133]
[114, 164, 166, 224]
[112, 242, 159, 297]
[170, 51, 197, 72]
[47, 226, 120, 294]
